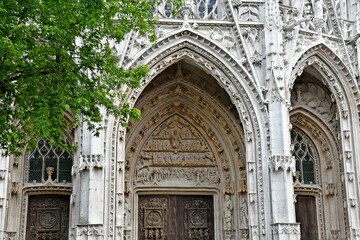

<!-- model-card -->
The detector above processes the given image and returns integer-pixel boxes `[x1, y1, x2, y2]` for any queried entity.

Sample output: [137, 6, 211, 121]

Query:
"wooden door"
[138, 195, 214, 240]
[295, 195, 318, 240]
[26, 195, 70, 240]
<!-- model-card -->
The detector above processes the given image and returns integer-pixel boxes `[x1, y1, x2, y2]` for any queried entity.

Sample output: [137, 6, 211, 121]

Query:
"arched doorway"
[290, 69, 346, 239]
[125, 61, 248, 239]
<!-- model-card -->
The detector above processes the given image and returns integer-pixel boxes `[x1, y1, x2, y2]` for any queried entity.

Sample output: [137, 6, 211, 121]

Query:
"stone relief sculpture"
[133, 115, 221, 186]
[240, 198, 248, 227]
[223, 195, 233, 231]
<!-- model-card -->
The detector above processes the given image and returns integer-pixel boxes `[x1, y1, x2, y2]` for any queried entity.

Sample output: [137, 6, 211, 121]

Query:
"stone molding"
[269, 155, 296, 175]
[271, 223, 300, 236]
[0, 169, 6, 180]
[77, 224, 104, 236]
[78, 154, 104, 171]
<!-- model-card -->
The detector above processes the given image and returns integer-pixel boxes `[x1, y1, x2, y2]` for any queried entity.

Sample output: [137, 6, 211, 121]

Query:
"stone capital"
[269, 155, 296, 175]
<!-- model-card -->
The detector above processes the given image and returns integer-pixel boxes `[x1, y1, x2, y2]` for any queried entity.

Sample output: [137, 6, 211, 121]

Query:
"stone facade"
[1, 0, 360, 239]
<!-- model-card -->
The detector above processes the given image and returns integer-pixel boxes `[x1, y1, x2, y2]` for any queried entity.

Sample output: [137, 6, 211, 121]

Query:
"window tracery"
[28, 139, 73, 183]
[291, 130, 316, 184]
[151, 0, 226, 20]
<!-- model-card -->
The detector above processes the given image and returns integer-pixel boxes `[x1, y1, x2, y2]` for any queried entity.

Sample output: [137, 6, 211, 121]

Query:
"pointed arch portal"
[125, 61, 248, 239]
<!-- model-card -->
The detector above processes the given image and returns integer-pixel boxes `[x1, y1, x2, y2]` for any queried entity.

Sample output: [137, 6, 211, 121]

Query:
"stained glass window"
[291, 130, 316, 184]
[28, 139, 73, 183]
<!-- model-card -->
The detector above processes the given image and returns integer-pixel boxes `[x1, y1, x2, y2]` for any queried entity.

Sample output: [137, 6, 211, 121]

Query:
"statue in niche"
[223, 194, 233, 230]
[124, 200, 131, 226]
[240, 198, 248, 227]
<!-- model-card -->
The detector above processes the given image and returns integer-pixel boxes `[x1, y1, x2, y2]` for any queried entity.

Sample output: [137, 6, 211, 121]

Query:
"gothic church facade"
[1, 0, 360, 239]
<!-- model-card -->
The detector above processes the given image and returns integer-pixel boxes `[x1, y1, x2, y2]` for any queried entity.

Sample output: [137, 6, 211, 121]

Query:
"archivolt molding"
[111, 36, 270, 236]
[290, 112, 348, 235]
[124, 29, 255, 84]
[125, 44, 268, 147]
[291, 82, 338, 133]
[289, 44, 360, 115]
[126, 31, 266, 110]
[290, 113, 339, 171]
[125, 81, 245, 191]
[289, 48, 360, 230]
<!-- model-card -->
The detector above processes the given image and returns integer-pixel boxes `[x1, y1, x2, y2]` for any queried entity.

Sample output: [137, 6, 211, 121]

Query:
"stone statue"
[223, 194, 233, 230]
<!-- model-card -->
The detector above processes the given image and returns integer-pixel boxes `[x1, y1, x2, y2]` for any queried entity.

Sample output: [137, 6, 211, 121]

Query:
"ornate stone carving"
[326, 183, 337, 196]
[0, 169, 6, 180]
[208, 27, 237, 52]
[237, 2, 261, 22]
[133, 115, 221, 186]
[223, 195, 233, 231]
[240, 198, 248, 227]
[349, 198, 356, 207]
[121, 39, 267, 235]
[291, 82, 338, 131]
[271, 223, 300, 235]
[150, 0, 227, 20]
[10, 182, 20, 194]
[238, 179, 247, 193]
[269, 155, 296, 175]
[4, 232, 17, 240]
[79, 154, 104, 171]
[249, 193, 256, 204]
[330, 229, 340, 239]
[77, 224, 104, 236]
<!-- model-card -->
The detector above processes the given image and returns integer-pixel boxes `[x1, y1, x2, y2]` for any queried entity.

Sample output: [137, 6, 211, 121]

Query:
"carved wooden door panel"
[26, 195, 70, 240]
[138, 195, 214, 240]
[295, 195, 318, 240]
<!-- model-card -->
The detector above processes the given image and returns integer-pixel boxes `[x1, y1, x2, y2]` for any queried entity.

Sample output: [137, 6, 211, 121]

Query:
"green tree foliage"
[0, 0, 182, 156]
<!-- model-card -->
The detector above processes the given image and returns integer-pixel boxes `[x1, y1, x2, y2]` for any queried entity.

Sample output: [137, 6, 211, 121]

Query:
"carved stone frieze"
[79, 154, 104, 171]
[77, 224, 104, 236]
[133, 115, 222, 186]
[271, 223, 300, 235]
[269, 155, 296, 175]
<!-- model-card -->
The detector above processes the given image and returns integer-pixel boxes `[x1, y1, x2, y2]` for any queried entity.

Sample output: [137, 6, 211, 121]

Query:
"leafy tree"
[0, 0, 182, 155]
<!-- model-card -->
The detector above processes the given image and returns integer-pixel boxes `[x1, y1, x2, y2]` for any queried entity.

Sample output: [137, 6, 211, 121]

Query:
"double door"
[138, 195, 214, 240]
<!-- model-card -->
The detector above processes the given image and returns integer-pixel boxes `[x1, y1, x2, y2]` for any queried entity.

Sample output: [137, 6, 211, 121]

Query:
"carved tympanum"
[134, 115, 220, 185]
[291, 82, 337, 131]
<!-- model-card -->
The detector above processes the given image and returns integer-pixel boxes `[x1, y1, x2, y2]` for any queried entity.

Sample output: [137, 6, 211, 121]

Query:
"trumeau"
[1, 0, 360, 239]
